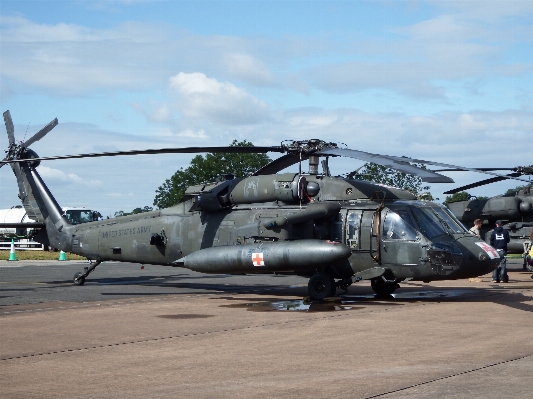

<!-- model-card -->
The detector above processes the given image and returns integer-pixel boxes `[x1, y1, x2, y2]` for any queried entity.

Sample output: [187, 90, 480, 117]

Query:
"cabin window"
[382, 210, 418, 241]
[346, 211, 362, 248]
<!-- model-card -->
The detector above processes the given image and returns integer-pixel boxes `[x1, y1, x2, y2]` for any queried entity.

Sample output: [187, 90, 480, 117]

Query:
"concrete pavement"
[1, 259, 532, 398]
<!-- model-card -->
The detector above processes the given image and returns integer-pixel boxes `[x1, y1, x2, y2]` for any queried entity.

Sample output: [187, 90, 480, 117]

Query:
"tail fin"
[2, 111, 73, 251]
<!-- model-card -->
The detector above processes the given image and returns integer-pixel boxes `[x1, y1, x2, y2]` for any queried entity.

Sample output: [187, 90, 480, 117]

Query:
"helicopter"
[442, 168, 533, 269]
[3, 110, 530, 300]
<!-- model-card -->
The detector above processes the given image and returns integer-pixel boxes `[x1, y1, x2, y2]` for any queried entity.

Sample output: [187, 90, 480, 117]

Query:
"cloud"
[1, 7, 531, 100]
[168, 72, 269, 125]
[222, 52, 276, 86]
[37, 165, 102, 187]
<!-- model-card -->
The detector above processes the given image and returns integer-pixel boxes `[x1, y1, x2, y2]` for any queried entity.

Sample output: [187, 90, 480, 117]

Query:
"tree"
[443, 192, 490, 206]
[443, 191, 471, 205]
[351, 162, 434, 200]
[504, 184, 531, 196]
[114, 206, 153, 218]
[153, 140, 272, 209]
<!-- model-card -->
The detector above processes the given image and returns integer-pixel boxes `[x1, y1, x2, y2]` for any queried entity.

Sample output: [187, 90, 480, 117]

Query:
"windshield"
[410, 206, 447, 239]
[432, 206, 469, 234]
[409, 204, 470, 238]
[382, 209, 418, 240]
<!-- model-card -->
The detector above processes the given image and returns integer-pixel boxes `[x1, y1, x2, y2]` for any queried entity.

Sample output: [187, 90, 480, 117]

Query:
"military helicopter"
[3, 110, 530, 300]
[441, 168, 533, 268]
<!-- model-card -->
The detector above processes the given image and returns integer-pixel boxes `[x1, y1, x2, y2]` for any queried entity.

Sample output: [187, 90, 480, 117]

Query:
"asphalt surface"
[1, 258, 533, 398]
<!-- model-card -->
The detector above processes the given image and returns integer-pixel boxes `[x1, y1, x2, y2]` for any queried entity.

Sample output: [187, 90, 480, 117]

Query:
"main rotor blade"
[431, 167, 517, 172]
[23, 118, 58, 148]
[0, 145, 285, 164]
[253, 153, 305, 175]
[443, 173, 524, 195]
[380, 155, 533, 184]
[3, 110, 15, 145]
[317, 148, 454, 183]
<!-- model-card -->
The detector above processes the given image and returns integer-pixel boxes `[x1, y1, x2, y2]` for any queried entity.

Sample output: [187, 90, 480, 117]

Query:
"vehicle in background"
[0, 207, 100, 250]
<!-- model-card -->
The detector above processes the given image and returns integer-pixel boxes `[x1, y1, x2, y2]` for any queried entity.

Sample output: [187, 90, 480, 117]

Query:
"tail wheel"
[308, 272, 336, 300]
[73, 272, 86, 286]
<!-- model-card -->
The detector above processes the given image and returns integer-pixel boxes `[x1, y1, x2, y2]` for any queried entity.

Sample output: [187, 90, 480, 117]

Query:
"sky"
[1, 0, 532, 217]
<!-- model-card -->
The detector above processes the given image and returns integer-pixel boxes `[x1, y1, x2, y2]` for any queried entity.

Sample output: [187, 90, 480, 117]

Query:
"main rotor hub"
[281, 139, 340, 155]
[514, 166, 533, 175]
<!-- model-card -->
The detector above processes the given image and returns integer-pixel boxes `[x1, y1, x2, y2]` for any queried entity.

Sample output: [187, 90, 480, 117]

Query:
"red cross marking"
[475, 242, 499, 259]
[252, 252, 264, 266]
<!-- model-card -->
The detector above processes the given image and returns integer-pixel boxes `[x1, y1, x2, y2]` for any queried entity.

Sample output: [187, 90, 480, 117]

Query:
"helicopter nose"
[458, 238, 501, 278]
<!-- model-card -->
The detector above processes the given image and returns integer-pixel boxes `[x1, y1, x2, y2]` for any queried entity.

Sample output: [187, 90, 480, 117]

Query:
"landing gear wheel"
[371, 278, 398, 296]
[308, 272, 336, 300]
[73, 272, 86, 286]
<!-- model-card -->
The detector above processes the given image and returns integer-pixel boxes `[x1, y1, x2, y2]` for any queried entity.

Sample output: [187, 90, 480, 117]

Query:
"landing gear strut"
[371, 276, 399, 296]
[73, 260, 102, 285]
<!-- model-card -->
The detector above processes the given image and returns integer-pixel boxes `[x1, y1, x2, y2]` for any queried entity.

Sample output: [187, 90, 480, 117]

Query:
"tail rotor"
[1, 110, 58, 169]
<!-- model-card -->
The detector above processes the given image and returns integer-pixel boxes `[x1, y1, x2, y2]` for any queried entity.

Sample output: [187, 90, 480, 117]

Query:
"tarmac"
[1, 258, 532, 398]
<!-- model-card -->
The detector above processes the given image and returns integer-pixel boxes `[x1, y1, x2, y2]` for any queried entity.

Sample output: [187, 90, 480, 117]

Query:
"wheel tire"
[73, 272, 86, 286]
[308, 272, 336, 300]
[371, 278, 398, 296]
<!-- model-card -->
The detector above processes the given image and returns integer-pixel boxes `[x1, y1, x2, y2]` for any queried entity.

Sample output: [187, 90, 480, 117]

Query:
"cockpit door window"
[382, 209, 418, 241]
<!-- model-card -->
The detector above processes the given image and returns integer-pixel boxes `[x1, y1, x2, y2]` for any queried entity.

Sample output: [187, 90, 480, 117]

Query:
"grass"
[0, 250, 87, 261]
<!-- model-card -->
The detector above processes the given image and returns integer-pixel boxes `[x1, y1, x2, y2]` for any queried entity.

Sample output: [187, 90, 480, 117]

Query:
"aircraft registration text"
[101, 226, 152, 239]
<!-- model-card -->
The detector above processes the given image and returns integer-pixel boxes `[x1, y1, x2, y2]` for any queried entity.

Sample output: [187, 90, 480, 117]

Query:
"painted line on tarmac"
[362, 353, 533, 399]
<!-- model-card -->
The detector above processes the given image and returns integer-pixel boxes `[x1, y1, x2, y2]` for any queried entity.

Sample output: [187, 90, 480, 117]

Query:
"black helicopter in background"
[441, 167, 533, 268]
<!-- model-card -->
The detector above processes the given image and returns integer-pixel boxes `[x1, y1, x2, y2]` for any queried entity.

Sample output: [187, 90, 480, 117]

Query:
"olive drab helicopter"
[440, 167, 533, 268]
[3, 110, 531, 300]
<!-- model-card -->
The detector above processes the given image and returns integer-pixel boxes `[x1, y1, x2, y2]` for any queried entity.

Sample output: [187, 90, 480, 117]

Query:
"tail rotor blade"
[3, 110, 15, 145]
[24, 118, 58, 148]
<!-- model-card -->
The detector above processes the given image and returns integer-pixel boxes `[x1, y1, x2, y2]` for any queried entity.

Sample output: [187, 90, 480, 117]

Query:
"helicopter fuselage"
[51, 174, 499, 287]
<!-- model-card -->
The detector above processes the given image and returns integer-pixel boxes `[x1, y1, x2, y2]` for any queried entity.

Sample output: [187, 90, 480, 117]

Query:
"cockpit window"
[432, 206, 469, 234]
[382, 209, 418, 240]
[410, 206, 447, 239]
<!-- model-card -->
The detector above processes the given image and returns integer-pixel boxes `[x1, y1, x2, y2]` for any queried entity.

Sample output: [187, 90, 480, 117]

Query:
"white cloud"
[37, 165, 102, 187]
[168, 72, 269, 125]
[1, 6, 531, 100]
[175, 128, 209, 139]
[222, 52, 275, 86]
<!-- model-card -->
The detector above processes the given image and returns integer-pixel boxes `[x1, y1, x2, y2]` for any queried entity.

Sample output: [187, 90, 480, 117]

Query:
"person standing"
[523, 229, 533, 269]
[469, 219, 482, 239]
[490, 220, 510, 283]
